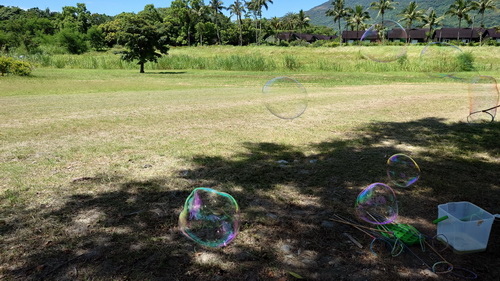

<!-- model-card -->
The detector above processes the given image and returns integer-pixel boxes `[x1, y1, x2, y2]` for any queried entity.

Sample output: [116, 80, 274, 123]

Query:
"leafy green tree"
[400, 1, 424, 29]
[87, 26, 106, 51]
[100, 14, 130, 47]
[446, 0, 473, 28]
[370, 0, 398, 23]
[247, 0, 273, 43]
[61, 3, 91, 33]
[471, 0, 498, 27]
[116, 11, 169, 73]
[229, 0, 246, 46]
[169, 0, 208, 46]
[58, 28, 88, 54]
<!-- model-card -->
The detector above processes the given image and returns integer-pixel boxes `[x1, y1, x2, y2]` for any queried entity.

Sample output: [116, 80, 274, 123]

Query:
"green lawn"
[1, 52, 499, 280]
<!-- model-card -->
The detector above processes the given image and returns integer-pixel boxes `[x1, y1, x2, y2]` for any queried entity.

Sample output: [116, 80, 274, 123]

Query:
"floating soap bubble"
[179, 187, 239, 247]
[262, 77, 308, 120]
[467, 76, 499, 123]
[355, 183, 398, 225]
[387, 154, 421, 188]
[360, 20, 407, 62]
[420, 42, 476, 80]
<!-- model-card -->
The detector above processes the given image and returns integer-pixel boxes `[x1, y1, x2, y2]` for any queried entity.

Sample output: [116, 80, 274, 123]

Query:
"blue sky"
[4, 0, 329, 18]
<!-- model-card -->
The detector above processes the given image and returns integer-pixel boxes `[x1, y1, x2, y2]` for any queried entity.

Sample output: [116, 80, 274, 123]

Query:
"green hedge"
[0, 56, 32, 76]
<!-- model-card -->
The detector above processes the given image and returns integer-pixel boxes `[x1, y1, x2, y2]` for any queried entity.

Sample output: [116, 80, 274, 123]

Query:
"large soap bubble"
[360, 20, 407, 62]
[387, 154, 421, 188]
[355, 183, 398, 225]
[467, 76, 499, 123]
[262, 76, 308, 120]
[179, 187, 239, 247]
[420, 42, 474, 80]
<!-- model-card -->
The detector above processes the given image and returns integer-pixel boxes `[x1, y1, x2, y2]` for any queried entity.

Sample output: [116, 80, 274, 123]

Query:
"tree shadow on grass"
[3, 118, 499, 280]
[144, 71, 187, 75]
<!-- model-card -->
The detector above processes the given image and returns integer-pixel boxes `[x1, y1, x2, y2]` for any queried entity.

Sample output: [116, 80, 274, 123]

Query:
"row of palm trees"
[327, 0, 498, 42]
[220, 0, 274, 45]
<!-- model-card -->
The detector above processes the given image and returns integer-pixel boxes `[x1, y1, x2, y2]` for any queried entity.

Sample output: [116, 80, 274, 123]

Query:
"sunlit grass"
[24, 45, 500, 73]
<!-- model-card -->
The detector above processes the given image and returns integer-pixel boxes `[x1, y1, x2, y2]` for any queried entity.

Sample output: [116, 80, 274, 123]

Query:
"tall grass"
[24, 45, 500, 73]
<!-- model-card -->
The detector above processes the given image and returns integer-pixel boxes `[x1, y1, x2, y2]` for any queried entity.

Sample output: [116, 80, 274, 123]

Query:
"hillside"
[306, 0, 500, 30]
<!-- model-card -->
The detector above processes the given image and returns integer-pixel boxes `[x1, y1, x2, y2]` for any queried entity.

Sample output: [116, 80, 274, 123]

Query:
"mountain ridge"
[305, 0, 500, 30]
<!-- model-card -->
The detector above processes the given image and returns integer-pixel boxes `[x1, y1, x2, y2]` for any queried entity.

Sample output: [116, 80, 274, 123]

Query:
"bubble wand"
[467, 104, 500, 123]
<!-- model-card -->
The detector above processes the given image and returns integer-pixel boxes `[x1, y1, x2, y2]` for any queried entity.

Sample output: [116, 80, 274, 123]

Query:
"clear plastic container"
[437, 201, 494, 254]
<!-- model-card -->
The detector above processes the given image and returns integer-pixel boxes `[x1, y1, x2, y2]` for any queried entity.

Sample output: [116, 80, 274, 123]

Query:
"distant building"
[434, 28, 486, 43]
[484, 28, 500, 43]
[341, 30, 376, 43]
[405, 28, 431, 43]
[269, 32, 337, 44]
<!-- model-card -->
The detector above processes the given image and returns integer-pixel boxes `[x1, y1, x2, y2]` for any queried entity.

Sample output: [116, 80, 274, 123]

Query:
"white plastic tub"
[437, 201, 494, 254]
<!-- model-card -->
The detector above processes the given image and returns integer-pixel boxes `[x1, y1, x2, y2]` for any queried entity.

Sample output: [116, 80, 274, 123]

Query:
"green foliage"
[57, 29, 88, 54]
[87, 26, 106, 51]
[10, 60, 32, 75]
[283, 55, 301, 70]
[0, 56, 32, 76]
[289, 39, 310, 47]
[457, 51, 475, 71]
[0, 56, 14, 75]
[116, 11, 170, 73]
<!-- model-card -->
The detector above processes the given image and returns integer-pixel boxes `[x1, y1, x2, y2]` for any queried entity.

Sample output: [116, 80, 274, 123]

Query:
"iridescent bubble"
[355, 183, 398, 225]
[387, 154, 421, 188]
[420, 42, 475, 80]
[360, 20, 407, 62]
[179, 187, 239, 247]
[467, 76, 499, 124]
[262, 77, 308, 120]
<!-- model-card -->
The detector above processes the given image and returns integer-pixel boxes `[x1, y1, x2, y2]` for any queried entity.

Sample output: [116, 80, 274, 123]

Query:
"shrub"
[323, 41, 340, 48]
[457, 52, 475, 71]
[283, 55, 301, 70]
[0, 56, 32, 76]
[0, 56, 14, 76]
[10, 60, 32, 76]
[289, 40, 310, 47]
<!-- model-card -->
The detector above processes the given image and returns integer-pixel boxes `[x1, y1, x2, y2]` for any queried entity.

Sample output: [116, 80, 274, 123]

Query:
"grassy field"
[26, 45, 500, 74]
[1, 47, 500, 280]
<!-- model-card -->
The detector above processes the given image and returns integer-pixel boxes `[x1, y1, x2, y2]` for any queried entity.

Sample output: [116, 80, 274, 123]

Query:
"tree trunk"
[238, 17, 243, 46]
[338, 20, 342, 45]
[140, 62, 145, 73]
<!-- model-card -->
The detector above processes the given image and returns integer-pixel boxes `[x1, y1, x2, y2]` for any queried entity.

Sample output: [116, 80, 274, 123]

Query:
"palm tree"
[297, 9, 310, 32]
[471, 0, 498, 28]
[446, 0, 473, 28]
[348, 5, 371, 38]
[370, 0, 398, 23]
[253, 0, 273, 43]
[190, 0, 209, 46]
[326, 0, 352, 43]
[229, 0, 246, 45]
[209, 0, 226, 44]
[269, 16, 281, 37]
[399, 1, 424, 29]
[281, 12, 299, 31]
[422, 9, 445, 42]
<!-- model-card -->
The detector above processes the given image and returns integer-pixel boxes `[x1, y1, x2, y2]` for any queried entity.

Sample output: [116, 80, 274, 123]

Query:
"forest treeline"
[0, 0, 335, 56]
[2, 0, 497, 56]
